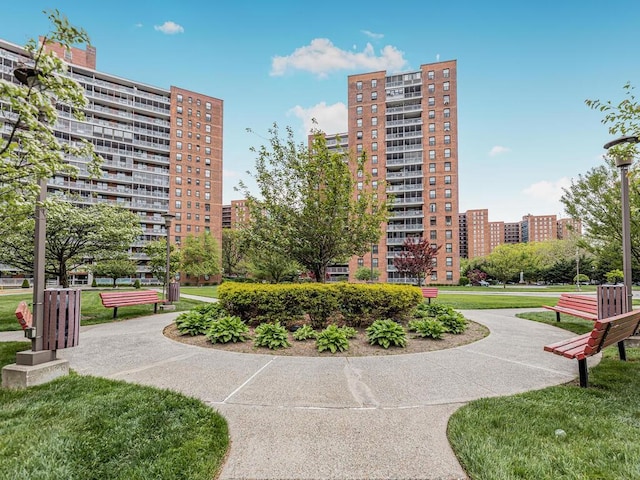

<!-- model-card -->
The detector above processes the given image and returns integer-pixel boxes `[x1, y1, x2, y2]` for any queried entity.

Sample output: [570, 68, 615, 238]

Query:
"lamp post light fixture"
[14, 66, 47, 352]
[604, 135, 639, 313]
[161, 213, 176, 302]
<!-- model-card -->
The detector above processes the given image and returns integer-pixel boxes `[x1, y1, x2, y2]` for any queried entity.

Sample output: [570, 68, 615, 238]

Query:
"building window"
[428, 97, 435, 106]
[372, 142, 378, 151]
[372, 181, 378, 189]
[176, 141, 182, 150]
[357, 118, 363, 127]
[444, 95, 450, 105]
[444, 161, 451, 171]
[444, 122, 450, 132]
[371, 91, 377, 100]
[176, 118, 183, 126]
[444, 108, 450, 118]
[177, 94, 183, 102]
[445, 216, 452, 226]
[357, 170, 363, 178]
[430, 216, 436, 226]
[205, 169, 211, 178]
[176, 165, 182, 173]
[372, 117, 378, 126]
[205, 101, 212, 110]
[371, 155, 378, 164]
[205, 113, 211, 121]
[429, 190, 436, 199]
[445, 203, 452, 212]
[176, 153, 182, 161]
[357, 144, 363, 153]
[175, 200, 181, 209]
[444, 135, 451, 145]
[429, 150, 436, 160]
[175, 188, 182, 197]
[431, 272, 438, 281]
[357, 182, 363, 190]
[446, 271, 453, 281]
[372, 104, 378, 113]
[356, 81, 363, 90]
[445, 189, 452, 198]
[356, 93, 363, 102]
[430, 230, 437, 240]
[446, 230, 452, 239]
[443, 68, 450, 78]
[429, 203, 436, 212]
[371, 79, 377, 88]
[429, 176, 436, 185]
[371, 129, 377, 139]
[444, 175, 451, 184]
[428, 70, 435, 80]
[429, 137, 436, 146]
[429, 110, 435, 119]
[445, 243, 453, 253]
[357, 131, 363, 139]
[429, 123, 436, 133]
[356, 106, 363, 115]
[175, 177, 182, 185]
[428, 84, 435, 93]
[429, 163, 436, 173]
[205, 135, 211, 144]
[358, 257, 364, 267]
[443, 81, 450, 91]
[372, 168, 378, 177]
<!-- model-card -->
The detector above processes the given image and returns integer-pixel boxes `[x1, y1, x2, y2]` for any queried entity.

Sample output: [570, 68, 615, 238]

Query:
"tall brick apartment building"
[345, 61, 460, 284]
[0, 38, 223, 283]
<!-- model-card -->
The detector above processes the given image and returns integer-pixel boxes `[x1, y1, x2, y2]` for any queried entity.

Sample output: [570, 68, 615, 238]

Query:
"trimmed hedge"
[217, 283, 422, 328]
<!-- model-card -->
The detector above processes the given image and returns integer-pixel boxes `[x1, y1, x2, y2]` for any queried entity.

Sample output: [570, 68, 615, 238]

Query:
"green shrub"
[91, 278, 97, 288]
[366, 319, 407, 349]
[438, 311, 468, 334]
[133, 279, 141, 289]
[409, 318, 446, 339]
[175, 311, 211, 336]
[458, 276, 469, 286]
[300, 284, 340, 329]
[254, 322, 291, 350]
[292, 325, 317, 341]
[193, 302, 227, 321]
[206, 316, 249, 344]
[21, 279, 30, 288]
[340, 326, 357, 339]
[316, 324, 349, 353]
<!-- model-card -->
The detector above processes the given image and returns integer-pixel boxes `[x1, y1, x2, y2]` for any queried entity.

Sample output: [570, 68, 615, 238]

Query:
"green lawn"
[433, 294, 558, 309]
[0, 289, 203, 331]
[180, 285, 218, 298]
[438, 285, 597, 293]
[0, 343, 229, 480]
[449, 312, 640, 479]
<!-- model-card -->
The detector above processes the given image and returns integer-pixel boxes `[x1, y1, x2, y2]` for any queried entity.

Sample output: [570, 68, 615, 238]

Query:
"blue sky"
[3, 1, 639, 222]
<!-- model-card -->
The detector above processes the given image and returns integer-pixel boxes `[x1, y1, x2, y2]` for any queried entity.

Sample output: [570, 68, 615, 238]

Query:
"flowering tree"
[393, 237, 441, 286]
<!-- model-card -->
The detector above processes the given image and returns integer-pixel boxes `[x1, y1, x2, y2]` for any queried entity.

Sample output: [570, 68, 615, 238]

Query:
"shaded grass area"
[0, 343, 228, 480]
[516, 311, 595, 335]
[0, 290, 203, 331]
[449, 311, 640, 479]
[434, 294, 558, 309]
[179, 286, 218, 298]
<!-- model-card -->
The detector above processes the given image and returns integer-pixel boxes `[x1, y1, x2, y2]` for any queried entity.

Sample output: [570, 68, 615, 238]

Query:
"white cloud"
[271, 38, 407, 78]
[134, 23, 143, 28]
[288, 102, 348, 135]
[154, 21, 184, 35]
[362, 30, 384, 39]
[489, 145, 511, 157]
[522, 177, 572, 202]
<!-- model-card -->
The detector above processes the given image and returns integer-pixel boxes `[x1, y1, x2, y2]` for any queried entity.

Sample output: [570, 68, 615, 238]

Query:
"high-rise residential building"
[347, 60, 459, 284]
[521, 214, 557, 243]
[458, 213, 468, 259]
[504, 222, 521, 244]
[557, 217, 582, 239]
[0, 38, 223, 284]
[489, 221, 505, 251]
[462, 209, 490, 259]
[222, 205, 232, 229]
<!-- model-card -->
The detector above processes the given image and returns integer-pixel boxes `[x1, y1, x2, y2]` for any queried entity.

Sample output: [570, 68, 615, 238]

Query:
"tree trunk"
[113, 277, 117, 288]
[60, 262, 69, 288]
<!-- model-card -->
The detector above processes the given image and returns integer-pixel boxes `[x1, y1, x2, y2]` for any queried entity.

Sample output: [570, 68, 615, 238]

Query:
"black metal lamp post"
[603, 135, 639, 312]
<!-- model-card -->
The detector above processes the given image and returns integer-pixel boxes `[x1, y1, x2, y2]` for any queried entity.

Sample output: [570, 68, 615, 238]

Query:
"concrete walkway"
[3, 308, 579, 480]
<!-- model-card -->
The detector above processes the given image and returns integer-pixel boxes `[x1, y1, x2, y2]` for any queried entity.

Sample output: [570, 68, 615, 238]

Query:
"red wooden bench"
[421, 287, 438, 304]
[542, 293, 598, 322]
[15, 301, 33, 330]
[99, 290, 166, 319]
[544, 309, 640, 387]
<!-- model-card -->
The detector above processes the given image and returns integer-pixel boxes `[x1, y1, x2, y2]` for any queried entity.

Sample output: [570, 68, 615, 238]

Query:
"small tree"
[144, 239, 181, 286]
[181, 232, 221, 286]
[355, 266, 380, 282]
[605, 269, 624, 284]
[92, 255, 138, 288]
[393, 238, 441, 286]
[247, 249, 300, 284]
[222, 229, 247, 277]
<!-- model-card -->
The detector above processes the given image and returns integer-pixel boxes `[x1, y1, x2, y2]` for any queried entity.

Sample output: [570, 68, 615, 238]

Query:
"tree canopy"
[393, 237, 441, 286]
[144, 239, 181, 286]
[0, 202, 141, 287]
[180, 232, 221, 285]
[239, 123, 388, 282]
[0, 10, 101, 223]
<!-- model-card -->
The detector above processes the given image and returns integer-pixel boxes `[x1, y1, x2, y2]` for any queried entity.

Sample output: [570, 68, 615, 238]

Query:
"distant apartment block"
[459, 210, 582, 258]
[0, 38, 223, 283]
[344, 60, 459, 284]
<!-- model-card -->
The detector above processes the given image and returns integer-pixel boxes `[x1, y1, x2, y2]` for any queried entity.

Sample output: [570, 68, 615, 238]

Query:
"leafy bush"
[175, 311, 212, 336]
[458, 276, 469, 286]
[409, 318, 446, 339]
[21, 279, 30, 288]
[254, 322, 291, 350]
[206, 316, 249, 344]
[340, 326, 357, 339]
[366, 319, 407, 349]
[133, 279, 141, 289]
[91, 278, 97, 288]
[292, 325, 317, 341]
[193, 302, 227, 321]
[316, 325, 349, 353]
[438, 312, 468, 334]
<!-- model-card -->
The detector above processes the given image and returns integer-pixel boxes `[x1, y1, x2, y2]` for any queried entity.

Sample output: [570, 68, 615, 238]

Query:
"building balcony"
[386, 223, 424, 232]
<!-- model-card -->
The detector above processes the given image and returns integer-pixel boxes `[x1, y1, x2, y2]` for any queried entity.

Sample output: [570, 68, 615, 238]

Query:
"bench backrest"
[421, 287, 438, 297]
[556, 294, 597, 312]
[15, 301, 33, 330]
[585, 309, 640, 356]
[99, 290, 160, 307]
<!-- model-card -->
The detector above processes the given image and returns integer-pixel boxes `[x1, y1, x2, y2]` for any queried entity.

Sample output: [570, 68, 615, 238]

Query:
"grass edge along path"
[448, 313, 640, 480]
[0, 343, 229, 480]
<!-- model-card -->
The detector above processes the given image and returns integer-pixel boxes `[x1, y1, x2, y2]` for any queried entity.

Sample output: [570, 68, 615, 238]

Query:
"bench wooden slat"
[542, 293, 598, 322]
[99, 290, 165, 318]
[420, 287, 438, 304]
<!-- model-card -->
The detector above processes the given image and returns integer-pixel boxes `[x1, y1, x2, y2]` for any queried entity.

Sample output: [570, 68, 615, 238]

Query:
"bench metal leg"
[154, 303, 158, 313]
[556, 312, 561, 322]
[113, 307, 118, 319]
[618, 341, 627, 361]
[427, 297, 431, 304]
[578, 358, 588, 388]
